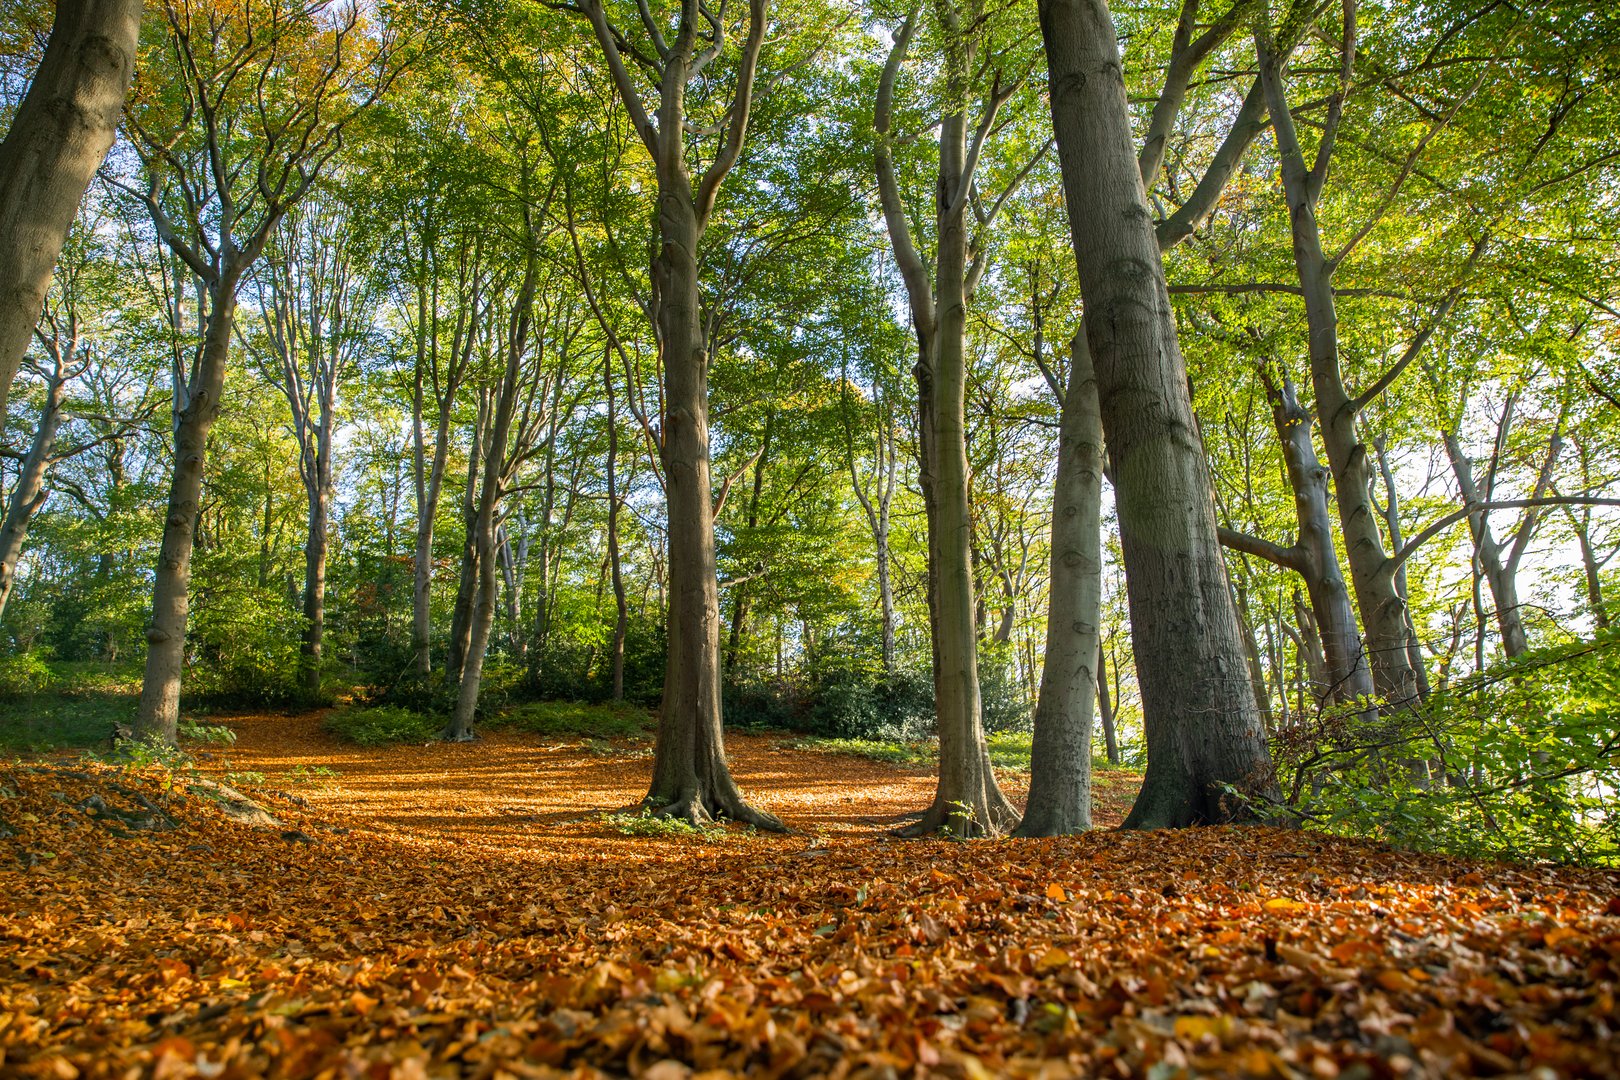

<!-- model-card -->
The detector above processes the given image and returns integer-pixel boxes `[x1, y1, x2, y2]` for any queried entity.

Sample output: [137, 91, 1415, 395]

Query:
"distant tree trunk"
[1259, 26, 1425, 711]
[1096, 641, 1119, 765]
[0, 0, 141, 425]
[1015, 334, 1104, 836]
[873, 8, 1018, 837]
[0, 364, 70, 622]
[136, 290, 237, 743]
[1040, 0, 1276, 828]
[606, 347, 628, 701]
[447, 250, 540, 741]
[1373, 436, 1431, 698]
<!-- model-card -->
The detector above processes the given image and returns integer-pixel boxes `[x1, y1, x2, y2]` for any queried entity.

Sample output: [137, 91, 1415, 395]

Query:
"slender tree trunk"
[606, 349, 628, 701]
[299, 421, 332, 699]
[1040, 0, 1276, 827]
[0, 370, 68, 621]
[1374, 436, 1431, 698]
[136, 290, 237, 743]
[1096, 641, 1119, 765]
[446, 392, 488, 682]
[1015, 334, 1104, 836]
[0, 0, 141, 425]
[1260, 38, 1419, 710]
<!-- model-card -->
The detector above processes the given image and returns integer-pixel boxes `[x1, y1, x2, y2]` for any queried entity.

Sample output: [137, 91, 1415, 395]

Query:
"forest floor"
[2, 712, 1618, 1079]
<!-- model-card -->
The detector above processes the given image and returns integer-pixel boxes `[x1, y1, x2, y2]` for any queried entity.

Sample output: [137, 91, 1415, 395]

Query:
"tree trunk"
[1259, 38, 1420, 711]
[1097, 641, 1119, 765]
[136, 290, 236, 743]
[1015, 334, 1104, 836]
[0, 368, 69, 621]
[606, 348, 628, 701]
[0, 0, 141, 425]
[1040, 0, 1276, 828]
[299, 416, 332, 699]
[640, 185, 780, 829]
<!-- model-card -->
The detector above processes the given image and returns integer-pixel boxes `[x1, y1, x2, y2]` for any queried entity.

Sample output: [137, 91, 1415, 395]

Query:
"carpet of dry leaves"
[2, 711, 1618, 1079]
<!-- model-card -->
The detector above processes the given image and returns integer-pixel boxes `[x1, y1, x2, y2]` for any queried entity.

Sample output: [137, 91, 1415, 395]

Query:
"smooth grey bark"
[1097, 641, 1119, 764]
[407, 232, 482, 676]
[446, 385, 490, 684]
[1014, 335, 1104, 836]
[1441, 420, 1562, 660]
[1039, 0, 1277, 828]
[0, 360, 71, 621]
[447, 244, 547, 741]
[605, 347, 628, 700]
[842, 357, 899, 672]
[254, 200, 364, 699]
[873, 5, 1024, 837]
[577, 0, 782, 829]
[1372, 436, 1431, 699]
[1219, 369, 1374, 706]
[137, 289, 238, 743]
[0, 0, 141, 426]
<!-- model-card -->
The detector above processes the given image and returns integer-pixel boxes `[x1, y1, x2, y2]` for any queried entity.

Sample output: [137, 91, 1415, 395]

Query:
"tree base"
[897, 791, 1019, 839]
[625, 785, 788, 833]
[438, 725, 477, 743]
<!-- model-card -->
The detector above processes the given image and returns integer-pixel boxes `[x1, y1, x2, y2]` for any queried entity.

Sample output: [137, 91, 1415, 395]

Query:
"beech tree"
[118, 0, 403, 743]
[0, 0, 142, 426]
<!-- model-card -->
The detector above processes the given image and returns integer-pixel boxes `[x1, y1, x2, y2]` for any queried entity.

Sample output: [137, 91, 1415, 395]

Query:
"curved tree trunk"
[1015, 334, 1104, 836]
[136, 292, 237, 744]
[0, 0, 141, 425]
[1039, 0, 1277, 828]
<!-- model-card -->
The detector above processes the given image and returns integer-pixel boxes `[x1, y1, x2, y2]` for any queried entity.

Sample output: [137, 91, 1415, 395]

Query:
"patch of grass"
[490, 699, 654, 740]
[600, 808, 728, 840]
[225, 770, 267, 786]
[285, 764, 341, 789]
[787, 732, 1129, 778]
[324, 705, 440, 746]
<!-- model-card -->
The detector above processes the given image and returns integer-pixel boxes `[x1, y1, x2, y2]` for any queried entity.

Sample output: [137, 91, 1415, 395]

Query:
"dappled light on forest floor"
[2, 712, 1617, 1078]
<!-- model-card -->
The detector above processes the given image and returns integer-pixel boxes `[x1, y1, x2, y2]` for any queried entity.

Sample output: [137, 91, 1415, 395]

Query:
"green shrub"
[177, 720, 237, 745]
[490, 699, 653, 739]
[324, 705, 440, 746]
[1270, 631, 1620, 866]
[0, 651, 55, 695]
[600, 808, 727, 840]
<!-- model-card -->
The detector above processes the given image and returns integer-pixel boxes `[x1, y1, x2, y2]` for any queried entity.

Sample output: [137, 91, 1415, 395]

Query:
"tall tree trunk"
[136, 291, 236, 743]
[606, 348, 628, 701]
[446, 390, 489, 682]
[300, 439, 330, 699]
[1015, 334, 1104, 836]
[0, 368, 69, 621]
[1259, 34, 1420, 711]
[1040, 0, 1276, 827]
[0, 0, 141, 425]
[641, 186, 779, 828]
[446, 251, 539, 740]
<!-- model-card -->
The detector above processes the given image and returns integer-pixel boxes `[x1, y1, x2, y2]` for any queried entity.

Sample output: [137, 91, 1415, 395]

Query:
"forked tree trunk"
[0, 0, 141, 425]
[136, 291, 237, 743]
[1015, 334, 1104, 836]
[1040, 0, 1276, 827]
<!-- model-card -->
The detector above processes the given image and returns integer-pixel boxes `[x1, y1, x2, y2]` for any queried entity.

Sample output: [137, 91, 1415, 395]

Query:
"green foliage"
[1274, 632, 1620, 865]
[488, 699, 653, 740]
[323, 705, 440, 747]
[786, 730, 1125, 777]
[599, 808, 728, 841]
[177, 721, 237, 746]
[0, 659, 140, 754]
[0, 650, 54, 694]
